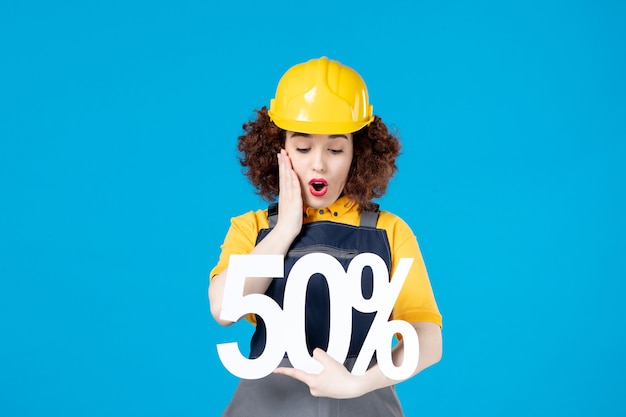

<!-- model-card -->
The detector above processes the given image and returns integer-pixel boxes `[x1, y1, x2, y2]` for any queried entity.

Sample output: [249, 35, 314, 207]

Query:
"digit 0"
[283, 253, 352, 374]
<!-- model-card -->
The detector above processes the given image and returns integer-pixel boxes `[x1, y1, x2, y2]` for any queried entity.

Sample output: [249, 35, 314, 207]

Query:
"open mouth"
[309, 178, 328, 197]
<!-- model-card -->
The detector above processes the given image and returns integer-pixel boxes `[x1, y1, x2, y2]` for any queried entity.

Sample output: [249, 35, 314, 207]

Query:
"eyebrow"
[290, 132, 349, 140]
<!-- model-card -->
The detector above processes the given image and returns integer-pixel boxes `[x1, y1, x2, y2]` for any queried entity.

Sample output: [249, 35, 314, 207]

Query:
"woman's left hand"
[273, 348, 364, 399]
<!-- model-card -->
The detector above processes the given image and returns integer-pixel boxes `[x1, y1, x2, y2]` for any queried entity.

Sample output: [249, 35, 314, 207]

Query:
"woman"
[209, 56, 442, 417]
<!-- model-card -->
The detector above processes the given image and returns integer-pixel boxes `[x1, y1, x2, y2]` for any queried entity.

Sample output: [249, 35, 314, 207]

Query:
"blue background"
[1, 1, 625, 416]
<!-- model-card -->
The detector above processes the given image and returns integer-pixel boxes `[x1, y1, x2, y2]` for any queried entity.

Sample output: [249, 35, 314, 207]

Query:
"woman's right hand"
[209, 149, 304, 325]
[275, 149, 303, 240]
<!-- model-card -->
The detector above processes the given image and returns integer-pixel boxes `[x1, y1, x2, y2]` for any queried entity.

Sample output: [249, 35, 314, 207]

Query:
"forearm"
[274, 321, 443, 399]
[355, 322, 443, 397]
[208, 223, 298, 325]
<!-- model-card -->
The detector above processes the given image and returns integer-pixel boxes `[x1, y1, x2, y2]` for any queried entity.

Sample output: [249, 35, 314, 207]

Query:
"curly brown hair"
[237, 107, 401, 211]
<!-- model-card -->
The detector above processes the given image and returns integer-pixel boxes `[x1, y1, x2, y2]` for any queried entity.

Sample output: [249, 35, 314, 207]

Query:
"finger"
[312, 348, 337, 367]
[278, 150, 294, 189]
[273, 367, 311, 385]
[278, 149, 301, 201]
[277, 151, 292, 199]
[281, 148, 294, 169]
[278, 150, 287, 183]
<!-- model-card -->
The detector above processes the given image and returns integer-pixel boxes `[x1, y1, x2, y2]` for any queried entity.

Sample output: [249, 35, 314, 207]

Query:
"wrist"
[351, 375, 370, 398]
[271, 222, 300, 243]
[354, 365, 394, 397]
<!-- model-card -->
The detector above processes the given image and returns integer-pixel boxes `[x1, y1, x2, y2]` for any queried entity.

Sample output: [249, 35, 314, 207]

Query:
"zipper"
[287, 245, 359, 260]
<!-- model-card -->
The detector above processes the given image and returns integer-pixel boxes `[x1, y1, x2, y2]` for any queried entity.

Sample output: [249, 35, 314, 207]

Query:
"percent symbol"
[348, 255, 420, 380]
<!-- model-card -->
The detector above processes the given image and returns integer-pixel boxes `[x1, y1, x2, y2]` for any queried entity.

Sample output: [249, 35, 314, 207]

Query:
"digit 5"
[216, 254, 285, 379]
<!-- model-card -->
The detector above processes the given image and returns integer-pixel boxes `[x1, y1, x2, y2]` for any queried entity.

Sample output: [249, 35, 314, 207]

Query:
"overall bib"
[222, 205, 405, 417]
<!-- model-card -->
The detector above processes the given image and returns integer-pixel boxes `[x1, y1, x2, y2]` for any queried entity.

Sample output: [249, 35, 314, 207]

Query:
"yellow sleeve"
[209, 209, 269, 325]
[209, 209, 269, 279]
[380, 212, 443, 327]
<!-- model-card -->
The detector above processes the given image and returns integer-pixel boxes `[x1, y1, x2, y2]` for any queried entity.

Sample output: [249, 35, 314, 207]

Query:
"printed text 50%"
[216, 253, 419, 380]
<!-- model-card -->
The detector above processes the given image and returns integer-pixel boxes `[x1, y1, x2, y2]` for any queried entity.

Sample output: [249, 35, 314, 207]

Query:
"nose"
[311, 148, 326, 172]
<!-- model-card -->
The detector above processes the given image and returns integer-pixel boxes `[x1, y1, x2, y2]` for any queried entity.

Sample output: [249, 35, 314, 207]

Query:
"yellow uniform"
[210, 195, 442, 327]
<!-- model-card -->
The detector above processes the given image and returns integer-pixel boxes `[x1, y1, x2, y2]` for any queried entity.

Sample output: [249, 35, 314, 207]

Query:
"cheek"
[288, 160, 306, 181]
[341, 155, 354, 177]
[332, 163, 351, 187]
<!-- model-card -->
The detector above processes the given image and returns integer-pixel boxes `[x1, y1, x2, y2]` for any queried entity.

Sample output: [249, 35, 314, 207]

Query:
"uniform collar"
[303, 195, 357, 221]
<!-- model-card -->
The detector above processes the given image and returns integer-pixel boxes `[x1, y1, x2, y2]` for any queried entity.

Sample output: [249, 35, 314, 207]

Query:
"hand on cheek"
[276, 149, 304, 239]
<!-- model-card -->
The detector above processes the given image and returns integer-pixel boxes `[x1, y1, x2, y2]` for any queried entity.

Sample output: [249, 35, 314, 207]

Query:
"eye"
[328, 148, 343, 154]
[296, 148, 310, 153]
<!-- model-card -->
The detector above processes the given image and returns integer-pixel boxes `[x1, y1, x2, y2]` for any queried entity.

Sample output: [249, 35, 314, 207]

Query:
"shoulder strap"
[268, 202, 379, 228]
[359, 203, 380, 228]
[268, 203, 278, 229]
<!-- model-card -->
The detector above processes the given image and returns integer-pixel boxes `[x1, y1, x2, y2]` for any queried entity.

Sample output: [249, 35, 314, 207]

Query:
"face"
[284, 131, 354, 209]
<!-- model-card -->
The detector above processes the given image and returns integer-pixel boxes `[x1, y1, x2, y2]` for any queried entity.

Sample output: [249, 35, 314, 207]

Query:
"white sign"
[216, 253, 419, 380]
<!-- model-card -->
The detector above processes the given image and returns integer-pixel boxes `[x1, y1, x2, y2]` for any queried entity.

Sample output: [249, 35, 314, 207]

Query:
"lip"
[308, 178, 328, 197]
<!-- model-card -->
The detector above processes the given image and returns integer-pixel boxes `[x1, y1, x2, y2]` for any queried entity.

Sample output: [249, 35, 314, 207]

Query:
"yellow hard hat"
[268, 57, 374, 134]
